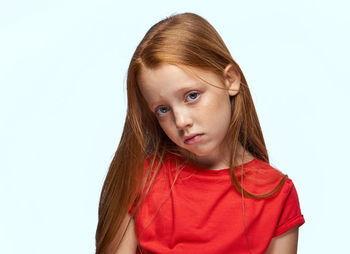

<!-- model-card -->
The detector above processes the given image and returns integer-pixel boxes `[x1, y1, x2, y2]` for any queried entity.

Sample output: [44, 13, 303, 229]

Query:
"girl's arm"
[265, 226, 299, 254]
[114, 214, 138, 254]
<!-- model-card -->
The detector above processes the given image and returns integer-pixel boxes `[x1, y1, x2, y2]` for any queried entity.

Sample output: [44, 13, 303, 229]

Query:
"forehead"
[138, 64, 198, 90]
[137, 64, 223, 107]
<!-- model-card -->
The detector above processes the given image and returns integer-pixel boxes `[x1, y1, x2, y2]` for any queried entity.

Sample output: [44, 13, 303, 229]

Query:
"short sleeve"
[273, 179, 305, 237]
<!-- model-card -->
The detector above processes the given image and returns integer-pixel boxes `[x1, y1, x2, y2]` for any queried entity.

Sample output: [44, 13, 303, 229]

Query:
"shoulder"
[243, 159, 306, 237]
[237, 157, 290, 196]
[144, 152, 188, 171]
[249, 159, 305, 236]
[142, 154, 176, 181]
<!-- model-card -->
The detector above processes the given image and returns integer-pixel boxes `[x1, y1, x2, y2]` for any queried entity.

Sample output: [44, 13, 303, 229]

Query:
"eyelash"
[154, 91, 201, 116]
[186, 91, 200, 102]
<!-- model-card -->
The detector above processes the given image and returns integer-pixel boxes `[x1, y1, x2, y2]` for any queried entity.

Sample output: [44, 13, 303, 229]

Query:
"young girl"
[95, 12, 305, 254]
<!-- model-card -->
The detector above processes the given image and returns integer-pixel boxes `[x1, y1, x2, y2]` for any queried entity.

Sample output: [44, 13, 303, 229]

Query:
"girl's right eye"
[155, 106, 169, 116]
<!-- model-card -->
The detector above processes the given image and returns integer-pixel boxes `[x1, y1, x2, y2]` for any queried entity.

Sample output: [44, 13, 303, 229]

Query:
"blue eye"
[186, 92, 200, 102]
[155, 106, 169, 116]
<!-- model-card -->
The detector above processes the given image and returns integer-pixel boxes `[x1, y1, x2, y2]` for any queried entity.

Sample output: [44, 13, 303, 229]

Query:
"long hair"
[96, 12, 287, 253]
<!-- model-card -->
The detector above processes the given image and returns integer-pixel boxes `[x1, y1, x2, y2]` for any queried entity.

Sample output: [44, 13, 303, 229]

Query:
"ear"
[223, 64, 241, 96]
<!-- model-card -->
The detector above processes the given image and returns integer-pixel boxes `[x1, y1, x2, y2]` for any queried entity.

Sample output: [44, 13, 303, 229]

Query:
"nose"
[173, 107, 193, 130]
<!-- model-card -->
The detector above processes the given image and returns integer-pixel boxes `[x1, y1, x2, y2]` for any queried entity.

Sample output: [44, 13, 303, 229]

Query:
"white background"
[1, 0, 349, 253]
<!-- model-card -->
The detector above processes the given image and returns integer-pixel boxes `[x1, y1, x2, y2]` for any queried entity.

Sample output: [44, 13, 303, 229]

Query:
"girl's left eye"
[186, 92, 200, 102]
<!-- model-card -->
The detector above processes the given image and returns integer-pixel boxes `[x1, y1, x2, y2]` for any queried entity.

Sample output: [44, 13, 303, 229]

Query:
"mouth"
[184, 134, 203, 145]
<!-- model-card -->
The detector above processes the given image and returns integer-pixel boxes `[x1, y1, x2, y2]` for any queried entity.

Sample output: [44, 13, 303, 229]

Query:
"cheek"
[158, 120, 177, 141]
[205, 94, 232, 124]
[221, 98, 233, 126]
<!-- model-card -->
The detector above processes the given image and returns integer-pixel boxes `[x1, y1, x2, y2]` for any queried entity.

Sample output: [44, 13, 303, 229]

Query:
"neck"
[180, 142, 254, 171]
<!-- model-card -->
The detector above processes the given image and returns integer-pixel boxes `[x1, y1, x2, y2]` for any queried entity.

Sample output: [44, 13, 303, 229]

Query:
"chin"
[177, 142, 217, 157]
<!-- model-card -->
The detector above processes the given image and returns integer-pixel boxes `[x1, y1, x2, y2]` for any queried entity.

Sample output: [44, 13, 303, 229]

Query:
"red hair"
[95, 12, 287, 253]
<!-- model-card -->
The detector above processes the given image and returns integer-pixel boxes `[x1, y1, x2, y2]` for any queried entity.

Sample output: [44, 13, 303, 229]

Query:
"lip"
[184, 134, 203, 145]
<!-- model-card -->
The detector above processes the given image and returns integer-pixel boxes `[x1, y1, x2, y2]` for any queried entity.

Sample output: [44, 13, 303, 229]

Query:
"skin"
[265, 226, 300, 254]
[116, 63, 300, 253]
[114, 214, 138, 254]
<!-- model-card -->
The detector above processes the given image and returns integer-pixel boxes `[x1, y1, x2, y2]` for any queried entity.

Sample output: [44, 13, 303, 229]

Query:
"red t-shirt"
[129, 154, 305, 254]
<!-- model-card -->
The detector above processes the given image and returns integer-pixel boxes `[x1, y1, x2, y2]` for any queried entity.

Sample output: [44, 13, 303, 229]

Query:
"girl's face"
[138, 64, 240, 167]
